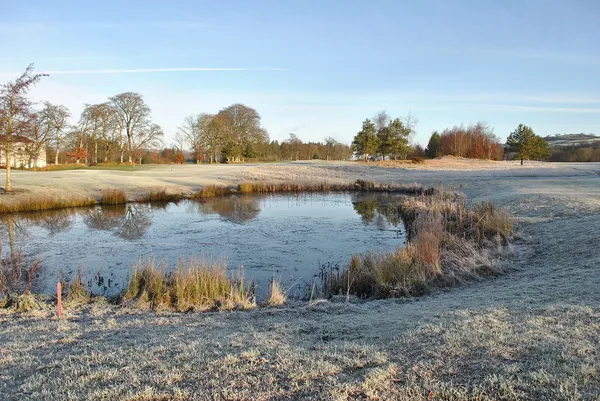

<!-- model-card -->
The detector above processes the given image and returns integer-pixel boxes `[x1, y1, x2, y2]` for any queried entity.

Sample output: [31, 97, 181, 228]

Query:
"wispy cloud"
[0, 20, 210, 33]
[0, 67, 285, 77]
[491, 104, 600, 114]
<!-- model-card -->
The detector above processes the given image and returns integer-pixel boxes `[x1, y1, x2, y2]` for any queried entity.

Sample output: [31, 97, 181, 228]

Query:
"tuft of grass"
[139, 189, 183, 203]
[100, 189, 127, 205]
[0, 195, 96, 213]
[123, 257, 254, 312]
[63, 267, 91, 306]
[266, 278, 287, 307]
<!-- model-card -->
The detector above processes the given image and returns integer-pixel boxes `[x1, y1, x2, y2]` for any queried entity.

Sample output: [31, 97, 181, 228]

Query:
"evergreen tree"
[426, 131, 441, 158]
[506, 124, 550, 165]
[352, 119, 379, 161]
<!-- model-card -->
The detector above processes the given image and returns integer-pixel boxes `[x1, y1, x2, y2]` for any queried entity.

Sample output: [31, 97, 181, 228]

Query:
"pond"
[0, 193, 407, 299]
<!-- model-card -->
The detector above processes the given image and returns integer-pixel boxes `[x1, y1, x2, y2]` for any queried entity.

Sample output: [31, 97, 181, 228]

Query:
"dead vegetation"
[0, 195, 96, 213]
[100, 189, 127, 205]
[138, 189, 183, 203]
[122, 257, 255, 312]
[322, 189, 512, 298]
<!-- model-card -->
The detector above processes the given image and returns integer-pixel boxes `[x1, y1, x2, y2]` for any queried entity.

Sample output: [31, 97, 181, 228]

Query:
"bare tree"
[132, 123, 164, 164]
[79, 103, 117, 164]
[109, 92, 151, 165]
[0, 64, 47, 191]
[23, 111, 51, 169]
[41, 102, 71, 165]
[173, 130, 186, 154]
[373, 110, 390, 133]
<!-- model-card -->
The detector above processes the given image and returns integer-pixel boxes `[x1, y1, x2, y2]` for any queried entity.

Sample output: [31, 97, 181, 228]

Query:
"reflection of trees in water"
[351, 194, 405, 229]
[84, 205, 127, 231]
[83, 205, 151, 239]
[1, 209, 77, 243]
[118, 205, 151, 239]
[191, 196, 261, 224]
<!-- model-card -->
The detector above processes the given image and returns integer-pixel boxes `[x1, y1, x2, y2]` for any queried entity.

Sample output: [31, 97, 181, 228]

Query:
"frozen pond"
[0, 193, 407, 299]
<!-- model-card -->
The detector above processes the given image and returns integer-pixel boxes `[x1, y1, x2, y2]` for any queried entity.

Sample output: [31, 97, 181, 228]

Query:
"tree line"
[177, 108, 352, 163]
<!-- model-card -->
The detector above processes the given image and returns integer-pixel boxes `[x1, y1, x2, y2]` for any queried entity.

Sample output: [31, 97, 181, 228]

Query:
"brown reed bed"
[319, 189, 512, 299]
[122, 257, 254, 312]
[194, 180, 429, 199]
[190, 185, 234, 199]
[0, 195, 97, 214]
[138, 189, 183, 203]
[100, 189, 127, 205]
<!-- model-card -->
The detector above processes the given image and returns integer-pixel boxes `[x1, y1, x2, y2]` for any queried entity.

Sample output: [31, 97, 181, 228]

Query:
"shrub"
[411, 156, 425, 164]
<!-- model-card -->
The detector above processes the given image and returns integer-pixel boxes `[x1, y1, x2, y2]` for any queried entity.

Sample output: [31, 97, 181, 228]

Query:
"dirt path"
[1, 161, 600, 400]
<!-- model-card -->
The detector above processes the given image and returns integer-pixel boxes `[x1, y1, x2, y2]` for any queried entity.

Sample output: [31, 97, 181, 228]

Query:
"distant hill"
[544, 133, 599, 148]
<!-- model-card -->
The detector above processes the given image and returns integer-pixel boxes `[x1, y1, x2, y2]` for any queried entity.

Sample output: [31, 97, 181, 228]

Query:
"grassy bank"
[1, 180, 428, 214]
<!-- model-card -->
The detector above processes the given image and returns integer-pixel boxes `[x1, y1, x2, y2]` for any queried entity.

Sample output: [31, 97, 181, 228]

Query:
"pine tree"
[352, 119, 379, 161]
[506, 124, 550, 165]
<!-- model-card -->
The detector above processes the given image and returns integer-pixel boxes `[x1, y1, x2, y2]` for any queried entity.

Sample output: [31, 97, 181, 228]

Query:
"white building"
[0, 135, 47, 169]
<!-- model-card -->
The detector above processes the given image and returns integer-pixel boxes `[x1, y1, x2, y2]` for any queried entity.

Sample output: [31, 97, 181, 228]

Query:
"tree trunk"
[5, 144, 12, 192]
[127, 135, 133, 164]
[55, 144, 60, 165]
[94, 141, 98, 164]
[520, 158, 523, 166]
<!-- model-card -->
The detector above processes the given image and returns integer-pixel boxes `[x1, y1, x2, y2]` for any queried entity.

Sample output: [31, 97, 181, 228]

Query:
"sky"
[1, 0, 599, 146]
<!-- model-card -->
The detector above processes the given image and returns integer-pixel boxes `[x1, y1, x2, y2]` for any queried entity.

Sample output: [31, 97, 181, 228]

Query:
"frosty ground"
[1, 159, 599, 400]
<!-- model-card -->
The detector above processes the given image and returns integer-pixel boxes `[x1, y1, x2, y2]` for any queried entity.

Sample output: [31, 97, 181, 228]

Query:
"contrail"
[0, 67, 285, 76]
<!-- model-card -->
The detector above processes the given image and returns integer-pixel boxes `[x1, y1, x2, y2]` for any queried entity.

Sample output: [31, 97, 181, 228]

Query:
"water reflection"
[83, 205, 150, 239]
[190, 196, 261, 224]
[351, 194, 405, 230]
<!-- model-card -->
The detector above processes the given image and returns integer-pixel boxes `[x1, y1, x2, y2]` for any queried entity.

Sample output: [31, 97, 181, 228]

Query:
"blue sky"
[1, 0, 599, 146]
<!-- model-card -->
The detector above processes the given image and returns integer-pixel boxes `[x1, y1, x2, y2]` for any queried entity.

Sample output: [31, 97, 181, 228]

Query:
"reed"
[100, 189, 127, 205]
[139, 189, 183, 203]
[0, 195, 96, 213]
[123, 257, 254, 312]
[193, 180, 429, 199]
[190, 185, 234, 199]
[321, 189, 512, 299]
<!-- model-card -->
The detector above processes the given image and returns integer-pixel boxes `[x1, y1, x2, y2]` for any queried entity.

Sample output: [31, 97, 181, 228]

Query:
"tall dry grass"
[0, 195, 96, 213]
[139, 189, 183, 203]
[100, 189, 127, 205]
[323, 189, 512, 299]
[266, 278, 287, 306]
[191, 185, 234, 199]
[0, 246, 41, 311]
[191, 180, 429, 199]
[123, 257, 254, 312]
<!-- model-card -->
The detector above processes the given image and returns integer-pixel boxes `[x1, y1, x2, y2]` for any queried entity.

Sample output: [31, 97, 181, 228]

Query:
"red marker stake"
[57, 283, 62, 318]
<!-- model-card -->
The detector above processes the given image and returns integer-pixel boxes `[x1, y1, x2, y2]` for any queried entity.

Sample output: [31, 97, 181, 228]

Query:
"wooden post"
[57, 283, 62, 318]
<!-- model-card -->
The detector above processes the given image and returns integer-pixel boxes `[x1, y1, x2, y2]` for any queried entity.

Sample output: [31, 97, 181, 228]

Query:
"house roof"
[0, 135, 34, 144]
